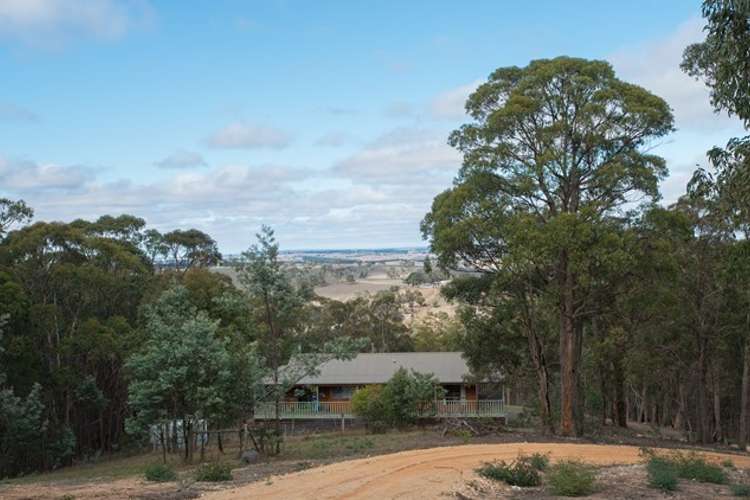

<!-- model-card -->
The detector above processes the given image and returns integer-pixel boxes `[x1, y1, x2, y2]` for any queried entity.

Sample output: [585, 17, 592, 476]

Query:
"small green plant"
[731, 483, 750, 497]
[546, 460, 596, 496]
[673, 452, 727, 484]
[456, 428, 473, 444]
[527, 452, 550, 471]
[143, 463, 177, 482]
[722, 458, 736, 469]
[476, 455, 542, 487]
[646, 456, 678, 492]
[195, 462, 233, 482]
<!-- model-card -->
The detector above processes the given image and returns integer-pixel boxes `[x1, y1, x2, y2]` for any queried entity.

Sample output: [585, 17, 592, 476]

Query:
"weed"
[195, 462, 232, 482]
[546, 460, 596, 497]
[476, 455, 541, 487]
[646, 456, 678, 492]
[731, 483, 750, 497]
[143, 463, 177, 482]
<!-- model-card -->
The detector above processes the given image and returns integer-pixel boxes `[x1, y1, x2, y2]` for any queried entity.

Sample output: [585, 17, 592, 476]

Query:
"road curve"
[203, 443, 750, 499]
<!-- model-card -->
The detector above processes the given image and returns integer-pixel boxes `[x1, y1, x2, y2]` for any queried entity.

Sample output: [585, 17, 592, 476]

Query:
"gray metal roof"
[296, 352, 471, 385]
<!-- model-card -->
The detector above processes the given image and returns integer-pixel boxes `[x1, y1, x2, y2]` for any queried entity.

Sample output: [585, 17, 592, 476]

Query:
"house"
[255, 352, 506, 419]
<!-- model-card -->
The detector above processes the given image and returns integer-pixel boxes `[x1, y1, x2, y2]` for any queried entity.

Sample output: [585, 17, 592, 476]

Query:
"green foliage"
[546, 460, 596, 496]
[682, 0, 750, 125]
[641, 449, 727, 487]
[144, 463, 177, 482]
[476, 455, 542, 487]
[351, 369, 445, 430]
[527, 452, 550, 471]
[125, 286, 239, 453]
[723, 458, 736, 469]
[351, 385, 391, 432]
[195, 462, 233, 482]
[672, 452, 727, 484]
[646, 456, 678, 492]
[731, 483, 750, 497]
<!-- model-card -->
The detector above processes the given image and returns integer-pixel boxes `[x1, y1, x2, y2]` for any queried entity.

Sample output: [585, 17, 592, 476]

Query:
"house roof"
[295, 352, 471, 385]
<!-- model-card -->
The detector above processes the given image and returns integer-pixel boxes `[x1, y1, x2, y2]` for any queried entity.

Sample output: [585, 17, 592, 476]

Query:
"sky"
[0, 0, 746, 252]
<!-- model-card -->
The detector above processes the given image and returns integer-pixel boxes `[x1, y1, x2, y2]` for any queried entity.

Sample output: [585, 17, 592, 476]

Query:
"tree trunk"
[713, 364, 722, 442]
[559, 257, 580, 436]
[740, 321, 750, 449]
[697, 344, 711, 444]
[612, 357, 628, 428]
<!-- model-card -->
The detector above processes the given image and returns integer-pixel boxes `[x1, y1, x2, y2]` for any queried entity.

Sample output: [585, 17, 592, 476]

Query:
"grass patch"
[546, 460, 596, 497]
[143, 463, 177, 482]
[723, 458, 736, 469]
[476, 454, 542, 487]
[646, 456, 678, 492]
[731, 483, 750, 497]
[195, 462, 232, 482]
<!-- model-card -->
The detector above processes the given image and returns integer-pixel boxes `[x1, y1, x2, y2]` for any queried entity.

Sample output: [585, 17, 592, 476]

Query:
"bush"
[144, 463, 177, 482]
[731, 483, 750, 497]
[476, 455, 542, 487]
[640, 449, 727, 487]
[195, 462, 232, 482]
[646, 456, 678, 492]
[527, 452, 550, 471]
[351, 385, 391, 432]
[546, 460, 596, 496]
[672, 452, 727, 484]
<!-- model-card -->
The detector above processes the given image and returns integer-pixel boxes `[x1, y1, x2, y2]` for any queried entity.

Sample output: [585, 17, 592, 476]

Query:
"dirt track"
[204, 443, 750, 499]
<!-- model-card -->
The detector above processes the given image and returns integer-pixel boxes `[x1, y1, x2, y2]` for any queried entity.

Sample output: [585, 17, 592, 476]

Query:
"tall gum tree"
[436, 57, 674, 436]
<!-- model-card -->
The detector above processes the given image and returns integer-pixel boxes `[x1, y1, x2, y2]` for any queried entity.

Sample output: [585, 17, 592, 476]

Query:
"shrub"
[723, 458, 736, 469]
[672, 452, 727, 484]
[547, 460, 596, 496]
[195, 462, 232, 482]
[646, 456, 678, 492]
[144, 463, 177, 482]
[527, 452, 550, 471]
[351, 385, 391, 432]
[476, 455, 542, 487]
[731, 483, 750, 497]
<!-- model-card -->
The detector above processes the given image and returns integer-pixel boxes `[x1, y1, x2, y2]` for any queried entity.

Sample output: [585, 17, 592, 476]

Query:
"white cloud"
[334, 128, 459, 185]
[207, 122, 291, 150]
[154, 149, 207, 169]
[429, 79, 482, 120]
[0, 0, 152, 45]
[0, 156, 93, 192]
[0, 102, 40, 122]
[610, 18, 741, 133]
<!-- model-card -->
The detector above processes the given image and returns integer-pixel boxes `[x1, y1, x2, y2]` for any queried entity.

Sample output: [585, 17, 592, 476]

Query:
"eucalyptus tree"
[236, 226, 366, 453]
[426, 57, 674, 435]
[0, 198, 33, 239]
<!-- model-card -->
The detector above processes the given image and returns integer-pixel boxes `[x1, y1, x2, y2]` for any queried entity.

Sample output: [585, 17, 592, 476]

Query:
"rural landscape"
[1, 1, 750, 498]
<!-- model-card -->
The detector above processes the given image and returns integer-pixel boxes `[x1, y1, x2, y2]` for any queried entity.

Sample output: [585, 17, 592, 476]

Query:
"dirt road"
[204, 443, 750, 499]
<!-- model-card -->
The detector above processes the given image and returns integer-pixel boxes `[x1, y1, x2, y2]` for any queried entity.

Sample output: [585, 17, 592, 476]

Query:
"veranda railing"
[254, 399, 504, 419]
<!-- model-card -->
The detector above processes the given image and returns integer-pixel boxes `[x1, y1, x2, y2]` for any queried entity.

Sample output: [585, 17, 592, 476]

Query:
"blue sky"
[0, 1, 745, 251]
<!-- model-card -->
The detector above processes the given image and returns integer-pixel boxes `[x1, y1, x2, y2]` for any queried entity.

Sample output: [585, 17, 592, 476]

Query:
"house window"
[330, 386, 355, 400]
[443, 384, 461, 400]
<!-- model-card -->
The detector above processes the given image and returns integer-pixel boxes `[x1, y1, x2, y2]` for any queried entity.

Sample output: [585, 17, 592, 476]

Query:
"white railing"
[255, 401, 352, 419]
[254, 399, 504, 419]
[433, 399, 504, 417]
